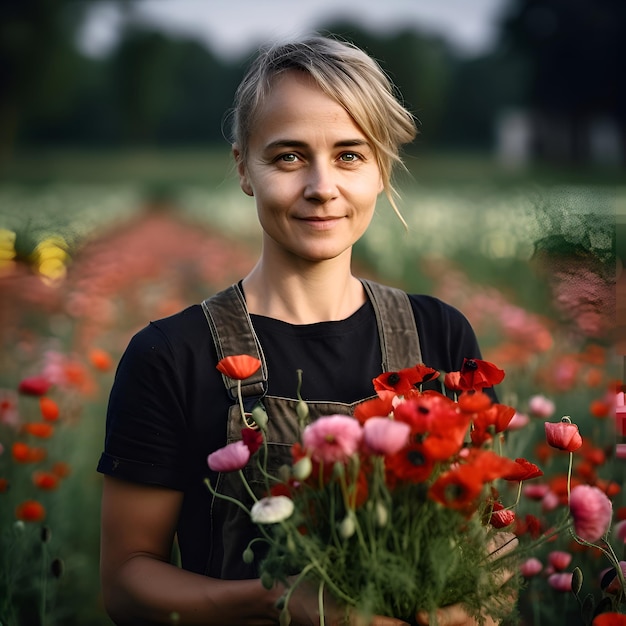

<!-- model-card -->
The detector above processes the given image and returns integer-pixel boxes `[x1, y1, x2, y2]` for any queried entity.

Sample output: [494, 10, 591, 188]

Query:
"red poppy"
[24, 422, 54, 439]
[373, 364, 437, 396]
[582, 444, 606, 466]
[589, 399, 611, 418]
[0, 478, 9, 493]
[89, 348, 113, 372]
[545, 419, 583, 452]
[39, 397, 59, 422]
[12, 442, 32, 462]
[27, 446, 47, 462]
[593, 613, 626, 626]
[463, 449, 521, 483]
[515, 515, 541, 539]
[241, 427, 264, 455]
[15, 500, 46, 522]
[18, 376, 51, 397]
[501, 457, 544, 482]
[489, 501, 516, 528]
[216, 355, 262, 380]
[470, 403, 516, 445]
[595, 479, 621, 498]
[52, 461, 71, 478]
[457, 390, 493, 414]
[457, 359, 505, 391]
[354, 391, 395, 424]
[443, 371, 462, 391]
[386, 442, 436, 484]
[33, 471, 60, 491]
[393, 394, 470, 462]
[429, 466, 485, 513]
[269, 482, 293, 498]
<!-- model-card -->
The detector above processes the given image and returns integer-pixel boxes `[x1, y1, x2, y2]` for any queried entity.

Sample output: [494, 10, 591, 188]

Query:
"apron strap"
[360, 279, 423, 372]
[202, 279, 423, 402]
[201, 283, 268, 405]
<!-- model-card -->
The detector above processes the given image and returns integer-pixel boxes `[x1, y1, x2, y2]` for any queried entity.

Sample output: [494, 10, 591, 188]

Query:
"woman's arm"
[101, 477, 409, 626]
[100, 476, 283, 625]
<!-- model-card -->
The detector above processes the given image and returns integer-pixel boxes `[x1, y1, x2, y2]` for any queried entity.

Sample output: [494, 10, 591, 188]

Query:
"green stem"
[318, 579, 326, 626]
[40, 536, 48, 626]
[204, 478, 252, 515]
[566, 450, 573, 503]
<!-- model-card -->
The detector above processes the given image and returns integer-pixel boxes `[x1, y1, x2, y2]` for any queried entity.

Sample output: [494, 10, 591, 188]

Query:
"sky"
[79, 0, 513, 60]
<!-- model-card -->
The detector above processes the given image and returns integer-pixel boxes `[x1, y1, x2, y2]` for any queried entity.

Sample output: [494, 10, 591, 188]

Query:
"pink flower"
[207, 440, 250, 472]
[362, 417, 410, 455]
[522, 484, 550, 500]
[541, 490, 560, 512]
[302, 415, 363, 464]
[569, 484, 613, 542]
[545, 419, 583, 452]
[548, 550, 572, 571]
[507, 411, 530, 430]
[528, 394, 555, 418]
[614, 520, 626, 542]
[547, 572, 573, 592]
[520, 557, 543, 578]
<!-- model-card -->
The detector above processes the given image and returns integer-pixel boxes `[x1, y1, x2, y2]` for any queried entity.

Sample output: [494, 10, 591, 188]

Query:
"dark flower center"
[407, 450, 426, 466]
[463, 359, 478, 372]
[444, 483, 467, 502]
[387, 373, 401, 386]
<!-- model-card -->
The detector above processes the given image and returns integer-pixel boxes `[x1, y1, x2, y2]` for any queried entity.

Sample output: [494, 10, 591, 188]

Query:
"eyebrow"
[263, 138, 371, 151]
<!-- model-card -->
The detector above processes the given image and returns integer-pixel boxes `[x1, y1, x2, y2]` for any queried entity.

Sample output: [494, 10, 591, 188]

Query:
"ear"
[232, 145, 253, 197]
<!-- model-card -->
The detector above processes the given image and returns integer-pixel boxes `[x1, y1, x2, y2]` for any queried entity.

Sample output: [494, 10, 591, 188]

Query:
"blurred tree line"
[0, 0, 624, 167]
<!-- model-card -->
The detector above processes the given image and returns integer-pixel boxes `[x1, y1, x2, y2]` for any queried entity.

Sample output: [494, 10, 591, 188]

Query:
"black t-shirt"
[97, 293, 484, 574]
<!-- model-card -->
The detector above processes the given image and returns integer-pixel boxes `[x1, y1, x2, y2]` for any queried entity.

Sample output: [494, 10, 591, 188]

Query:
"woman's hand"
[415, 606, 500, 626]
[414, 531, 519, 626]
[284, 578, 410, 626]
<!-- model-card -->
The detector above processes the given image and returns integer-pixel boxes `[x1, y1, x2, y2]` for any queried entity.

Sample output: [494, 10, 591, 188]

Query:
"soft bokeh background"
[0, 0, 623, 624]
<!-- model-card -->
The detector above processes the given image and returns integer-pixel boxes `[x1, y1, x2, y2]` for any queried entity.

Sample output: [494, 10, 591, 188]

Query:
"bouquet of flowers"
[206, 356, 544, 625]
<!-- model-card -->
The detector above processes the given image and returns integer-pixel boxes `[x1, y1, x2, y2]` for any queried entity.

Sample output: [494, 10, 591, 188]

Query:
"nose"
[303, 161, 338, 203]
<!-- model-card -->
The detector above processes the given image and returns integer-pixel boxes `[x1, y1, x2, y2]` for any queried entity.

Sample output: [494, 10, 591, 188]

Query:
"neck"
[242, 255, 366, 324]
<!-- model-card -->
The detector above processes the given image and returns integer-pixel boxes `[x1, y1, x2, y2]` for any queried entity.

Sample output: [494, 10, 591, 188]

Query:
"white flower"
[251, 496, 294, 524]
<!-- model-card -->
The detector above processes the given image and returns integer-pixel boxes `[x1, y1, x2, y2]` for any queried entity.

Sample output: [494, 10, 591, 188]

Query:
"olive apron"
[201, 279, 422, 579]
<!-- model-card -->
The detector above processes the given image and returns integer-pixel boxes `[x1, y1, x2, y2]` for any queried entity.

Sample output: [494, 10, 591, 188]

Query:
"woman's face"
[234, 70, 383, 266]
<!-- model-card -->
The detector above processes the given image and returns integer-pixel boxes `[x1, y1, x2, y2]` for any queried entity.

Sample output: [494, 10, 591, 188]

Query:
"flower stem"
[204, 478, 252, 514]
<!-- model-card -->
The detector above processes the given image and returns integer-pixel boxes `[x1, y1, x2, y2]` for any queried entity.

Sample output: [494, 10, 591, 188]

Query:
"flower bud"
[260, 571, 274, 590]
[339, 513, 356, 539]
[251, 403, 268, 430]
[296, 400, 309, 423]
[375, 501, 388, 528]
[242, 547, 255, 563]
[292, 456, 312, 481]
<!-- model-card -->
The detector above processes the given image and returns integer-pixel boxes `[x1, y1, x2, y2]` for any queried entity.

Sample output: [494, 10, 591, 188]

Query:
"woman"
[98, 36, 506, 625]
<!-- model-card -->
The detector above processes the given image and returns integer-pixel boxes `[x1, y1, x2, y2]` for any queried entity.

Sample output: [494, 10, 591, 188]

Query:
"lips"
[296, 215, 345, 230]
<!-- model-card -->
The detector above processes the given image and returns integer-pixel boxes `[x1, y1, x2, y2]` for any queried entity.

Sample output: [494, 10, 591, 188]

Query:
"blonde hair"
[229, 35, 418, 224]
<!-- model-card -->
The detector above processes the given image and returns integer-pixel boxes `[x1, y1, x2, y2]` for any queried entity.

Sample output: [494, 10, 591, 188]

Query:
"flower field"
[0, 151, 622, 625]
